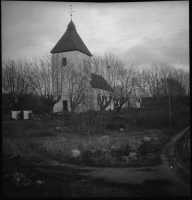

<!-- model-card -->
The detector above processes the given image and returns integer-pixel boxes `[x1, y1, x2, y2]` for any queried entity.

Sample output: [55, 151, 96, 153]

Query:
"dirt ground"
[3, 147, 190, 198]
[43, 152, 191, 196]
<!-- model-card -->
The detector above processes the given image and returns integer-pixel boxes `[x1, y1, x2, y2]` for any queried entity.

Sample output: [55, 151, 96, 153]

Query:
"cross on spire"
[68, 5, 74, 20]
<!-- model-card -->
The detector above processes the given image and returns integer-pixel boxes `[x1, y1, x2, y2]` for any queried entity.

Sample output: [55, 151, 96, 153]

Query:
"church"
[50, 19, 113, 113]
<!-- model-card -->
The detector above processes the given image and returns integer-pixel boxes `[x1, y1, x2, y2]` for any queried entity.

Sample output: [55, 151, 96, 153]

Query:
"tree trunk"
[49, 105, 53, 114]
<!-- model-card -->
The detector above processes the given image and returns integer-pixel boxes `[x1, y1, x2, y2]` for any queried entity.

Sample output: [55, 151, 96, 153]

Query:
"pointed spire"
[67, 20, 76, 30]
[50, 5, 92, 56]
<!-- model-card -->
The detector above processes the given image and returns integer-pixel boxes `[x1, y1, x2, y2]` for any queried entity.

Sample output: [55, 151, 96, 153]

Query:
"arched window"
[62, 57, 67, 67]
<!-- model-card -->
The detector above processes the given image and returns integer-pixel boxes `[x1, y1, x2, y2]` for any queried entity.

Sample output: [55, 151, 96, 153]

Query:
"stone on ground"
[111, 145, 121, 151]
[71, 150, 81, 158]
[98, 136, 110, 147]
[128, 152, 138, 160]
[144, 137, 151, 142]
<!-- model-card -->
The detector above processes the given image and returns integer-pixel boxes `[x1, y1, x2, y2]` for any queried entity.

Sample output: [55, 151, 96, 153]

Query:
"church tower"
[50, 19, 93, 113]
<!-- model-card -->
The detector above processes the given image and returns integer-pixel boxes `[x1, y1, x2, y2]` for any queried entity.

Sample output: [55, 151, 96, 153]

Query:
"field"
[3, 117, 188, 197]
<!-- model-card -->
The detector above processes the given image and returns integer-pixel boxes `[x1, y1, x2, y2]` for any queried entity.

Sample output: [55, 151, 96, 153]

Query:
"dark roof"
[90, 73, 114, 92]
[50, 20, 92, 57]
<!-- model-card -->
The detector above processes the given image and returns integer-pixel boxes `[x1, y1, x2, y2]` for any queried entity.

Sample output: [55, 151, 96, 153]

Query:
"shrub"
[81, 150, 95, 165]
[137, 136, 164, 156]
[93, 152, 114, 166]
[71, 111, 110, 135]
[122, 143, 130, 156]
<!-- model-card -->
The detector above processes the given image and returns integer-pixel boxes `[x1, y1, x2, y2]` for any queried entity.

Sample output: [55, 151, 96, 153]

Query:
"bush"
[137, 141, 150, 156]
[137, 137, 163, 156]
[81, 150, 95, 165]
[71, 111, 110, 135]
[93, 152, 115, 166]
[122, 143, 130, 156]
[106, 116, 127, 131]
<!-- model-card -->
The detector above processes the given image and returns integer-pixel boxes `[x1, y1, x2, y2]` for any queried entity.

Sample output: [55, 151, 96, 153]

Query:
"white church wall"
[52, 51, 94, 113]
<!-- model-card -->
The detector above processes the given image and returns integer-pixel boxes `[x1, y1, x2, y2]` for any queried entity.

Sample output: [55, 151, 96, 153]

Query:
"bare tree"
[31, 54, 62, 113]
[132, 69, 147, 108]
[92, 52, 124, 111]
[113, 63, 137, 113]
[97, 92, 112, 112]
[133, 62, 175, 107]
[132, 62, 189, 126]
[2, 58, 35, 111]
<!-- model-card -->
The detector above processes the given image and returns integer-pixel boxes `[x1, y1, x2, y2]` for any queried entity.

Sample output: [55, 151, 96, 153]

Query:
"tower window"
[62, 57, 67, 67]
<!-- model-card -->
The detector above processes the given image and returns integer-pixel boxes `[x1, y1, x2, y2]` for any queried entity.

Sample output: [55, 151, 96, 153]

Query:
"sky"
[1, 1, 189, 71]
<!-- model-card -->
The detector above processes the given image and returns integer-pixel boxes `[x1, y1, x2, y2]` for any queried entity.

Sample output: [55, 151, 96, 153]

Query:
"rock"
[154, 138, 159, 141]
[36, 180, 45, 186]
[56, 127, 61, 130]
[98, 135, 109, 143]
[81, 179, 87, 182]
[98, 136, 110, 147]
[128, 152, 138, 160]
[144, 137, 151, 142]
[111, 145, 121, 151]
[120, 128, 124, 131]
[71, 150, 81, 158]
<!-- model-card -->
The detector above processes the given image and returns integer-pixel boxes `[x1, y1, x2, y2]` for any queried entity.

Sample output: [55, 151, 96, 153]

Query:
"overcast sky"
[2, 1, 189, 70]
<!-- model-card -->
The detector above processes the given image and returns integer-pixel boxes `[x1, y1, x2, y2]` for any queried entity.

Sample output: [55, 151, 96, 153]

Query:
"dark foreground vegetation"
[3, 158, 175, 198]
[3, 102, 190, 197]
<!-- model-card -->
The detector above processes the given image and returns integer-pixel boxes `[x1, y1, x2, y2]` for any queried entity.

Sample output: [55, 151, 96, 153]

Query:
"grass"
[2, 119, 174, 167]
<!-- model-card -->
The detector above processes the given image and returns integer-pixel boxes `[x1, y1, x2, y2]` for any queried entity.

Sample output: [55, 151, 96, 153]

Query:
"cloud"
[112, 26, 189, 70]
[2, 1, 189, 71]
